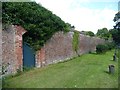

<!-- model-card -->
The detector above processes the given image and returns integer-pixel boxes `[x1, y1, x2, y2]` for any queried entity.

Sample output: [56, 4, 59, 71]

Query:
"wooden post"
[113, 54, 117, 61]
[109, 64, 115, 74]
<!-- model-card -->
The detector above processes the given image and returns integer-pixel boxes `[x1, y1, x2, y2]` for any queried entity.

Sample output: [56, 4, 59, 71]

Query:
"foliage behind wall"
[2, 2, 69, 50]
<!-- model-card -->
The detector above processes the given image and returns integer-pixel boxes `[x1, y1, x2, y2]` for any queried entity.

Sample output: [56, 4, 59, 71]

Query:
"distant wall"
[2, 25, 26, 75]
[36, 31, 105, 67]
[77, 34, 105, 55]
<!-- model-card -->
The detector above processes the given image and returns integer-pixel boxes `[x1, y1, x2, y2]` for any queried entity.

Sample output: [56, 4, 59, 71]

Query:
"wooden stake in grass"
[109, 64, 115, 74]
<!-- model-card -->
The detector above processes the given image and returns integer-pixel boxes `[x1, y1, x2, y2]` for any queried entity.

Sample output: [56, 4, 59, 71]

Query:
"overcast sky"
[35, 0, 119, 33]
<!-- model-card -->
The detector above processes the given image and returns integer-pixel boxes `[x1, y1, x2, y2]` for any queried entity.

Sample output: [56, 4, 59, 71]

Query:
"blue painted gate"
[23, 42, 35, 68]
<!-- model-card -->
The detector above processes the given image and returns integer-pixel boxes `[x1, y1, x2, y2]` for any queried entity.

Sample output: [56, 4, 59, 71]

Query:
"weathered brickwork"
[36, 31, 105, 67]
[45, 32, 76, 65]
[2, 25, 105, 75]
[14, 25, 27, 71]
[2, 25, 16, 75]
[36, 31, 77, 67]
[77, 34, 105, 55]
[36, 47, 46, 67]
[2, 25, 26, 75]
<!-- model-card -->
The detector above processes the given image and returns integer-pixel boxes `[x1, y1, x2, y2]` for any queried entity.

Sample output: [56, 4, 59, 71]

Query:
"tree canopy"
[96, 28, 110, 40]
[109, 29, 119, 44]
[85, 31, 95, 37]
[110, 11, 120, 45]
[113, 11, 120, 29]
[80, 31, 95, 37]
[2, 2, 69, 50]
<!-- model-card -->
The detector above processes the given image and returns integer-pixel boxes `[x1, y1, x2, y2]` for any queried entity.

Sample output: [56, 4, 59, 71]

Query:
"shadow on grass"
[109, 59, 118, 62]
[89, 51, 106, 55]
[88, 52, 98, 55]
[104, 70, 110, 74]
[110, 59, 114, 61]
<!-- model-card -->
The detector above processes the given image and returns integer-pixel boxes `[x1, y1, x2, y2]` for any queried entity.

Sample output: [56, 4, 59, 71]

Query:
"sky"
[34, 0, 119, 33]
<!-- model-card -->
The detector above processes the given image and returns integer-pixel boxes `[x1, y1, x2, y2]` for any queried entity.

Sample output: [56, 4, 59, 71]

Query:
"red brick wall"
[36, 47, 45, 67]
[14, 25, 27, 71]
[2, 25, 16, 75]
[2, 25, 26, 75]
[77, 34, 105, 55]
[36, 31, 105, 67]
[2, 25, 105, 75]
[36, 31, 76, 67]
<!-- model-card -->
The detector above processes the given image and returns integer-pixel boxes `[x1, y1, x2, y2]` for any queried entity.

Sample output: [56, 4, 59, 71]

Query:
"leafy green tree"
[112, 11, 120, 45]
[113, 11, 120, 29]
[96, 28, 110, 40]
[66, 23, 72, 31]
[85, 31, 95, 37]
[80, 31, 94, 37]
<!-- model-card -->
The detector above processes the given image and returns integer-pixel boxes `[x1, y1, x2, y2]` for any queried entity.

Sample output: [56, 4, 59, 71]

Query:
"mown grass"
[2, 50, 118, 88]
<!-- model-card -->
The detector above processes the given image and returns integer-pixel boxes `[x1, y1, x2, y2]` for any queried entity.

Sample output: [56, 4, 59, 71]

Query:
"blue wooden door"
[23, 42, 35, 68]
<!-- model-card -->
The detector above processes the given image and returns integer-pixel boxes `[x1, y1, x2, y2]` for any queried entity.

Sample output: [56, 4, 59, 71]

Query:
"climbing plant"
[72, 31, 79, 53]
[2, 2, 69, 51]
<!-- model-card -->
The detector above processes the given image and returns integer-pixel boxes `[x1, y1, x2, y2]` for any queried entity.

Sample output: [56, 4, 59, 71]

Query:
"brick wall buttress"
[14, 25, 27, 71]
[36, 47, 46, 67]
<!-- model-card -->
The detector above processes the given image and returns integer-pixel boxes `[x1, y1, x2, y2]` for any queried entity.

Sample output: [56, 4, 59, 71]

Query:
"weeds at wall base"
[23, 66, 35, 72]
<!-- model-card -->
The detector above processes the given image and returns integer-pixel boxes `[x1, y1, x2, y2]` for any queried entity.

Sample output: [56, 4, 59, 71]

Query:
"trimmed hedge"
[96, 42, 115, 54]
[96, 44, 106, 53]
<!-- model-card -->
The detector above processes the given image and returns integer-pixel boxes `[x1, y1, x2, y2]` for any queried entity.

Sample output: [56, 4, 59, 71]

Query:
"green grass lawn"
[3, 50, 118, 88]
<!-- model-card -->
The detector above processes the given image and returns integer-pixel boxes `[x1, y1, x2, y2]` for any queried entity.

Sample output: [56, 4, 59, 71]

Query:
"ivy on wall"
[72, 31, 79, 53]
[2, 2, 70, 51]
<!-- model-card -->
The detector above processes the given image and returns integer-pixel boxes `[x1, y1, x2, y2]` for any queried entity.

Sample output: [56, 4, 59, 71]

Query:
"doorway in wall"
[23, 42, 35, 68]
